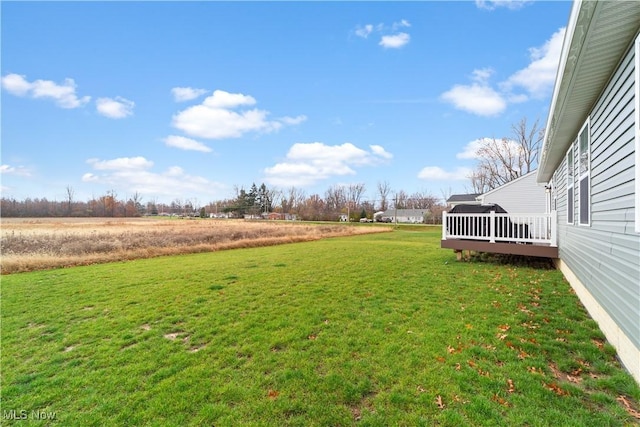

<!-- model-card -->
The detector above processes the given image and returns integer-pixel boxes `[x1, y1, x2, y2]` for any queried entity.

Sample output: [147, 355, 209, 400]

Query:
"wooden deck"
[441, 238, 558, 258]
[441, 210, 558, 259]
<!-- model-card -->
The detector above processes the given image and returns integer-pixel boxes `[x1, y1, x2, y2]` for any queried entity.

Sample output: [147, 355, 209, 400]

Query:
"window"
[578, 120, 590, 226]
[566, 145, 574, 224]
[635, 33, 640, 233]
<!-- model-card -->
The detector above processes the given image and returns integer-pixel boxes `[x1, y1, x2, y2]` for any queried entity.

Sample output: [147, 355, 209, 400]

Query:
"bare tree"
[65, 185, 75, 216]
[469, 117, 543, 192]
[376, 181, 392, 211]
[280, 186, 305, 214]
[409, 190, 439, 210]
[394, 190, 409, 209]
[440, 187, 453, 206]
[346, 183, 366, 208]
[325, 185, 346, 213]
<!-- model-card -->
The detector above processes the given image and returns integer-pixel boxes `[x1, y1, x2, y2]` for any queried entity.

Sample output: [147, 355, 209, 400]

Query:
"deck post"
[550, 210, 558, 247]
[442, 211, 447, 240]
[489, 210, 495, 243]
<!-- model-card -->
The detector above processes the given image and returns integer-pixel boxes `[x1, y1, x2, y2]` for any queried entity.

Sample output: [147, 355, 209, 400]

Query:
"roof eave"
[537, 1, 640, 183]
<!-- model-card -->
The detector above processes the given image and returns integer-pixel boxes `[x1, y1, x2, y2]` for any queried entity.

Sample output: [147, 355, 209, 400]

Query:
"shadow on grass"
[464, 252, 556, 269]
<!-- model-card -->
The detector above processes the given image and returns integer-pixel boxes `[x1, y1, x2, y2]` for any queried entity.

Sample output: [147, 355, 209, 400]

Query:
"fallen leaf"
[268, 389, 279, 399]
[477, 368, 490, 377]
[544, 382, 568, 396]
[616, 395, 640, 419]
[492, 394, 510, 407]
[417, 385, 426, 393]
[436, 356, 446, 363]
[498, 324, 511, 332]
[507, 379, 515, 393]
[435, 395, 445, 409]
[566, 374, 581, 384]
[527, 366, 545, 375]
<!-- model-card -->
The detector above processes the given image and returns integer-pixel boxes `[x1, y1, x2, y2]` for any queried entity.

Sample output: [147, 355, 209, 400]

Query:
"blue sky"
[1, 0, 572, 206]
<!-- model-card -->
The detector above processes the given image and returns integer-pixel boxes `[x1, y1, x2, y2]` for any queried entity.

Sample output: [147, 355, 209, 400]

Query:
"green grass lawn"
[2, 227, 639, 426]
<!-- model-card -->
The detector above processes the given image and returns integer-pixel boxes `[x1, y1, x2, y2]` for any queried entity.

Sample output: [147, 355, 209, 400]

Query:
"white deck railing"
[442, 210, 557, 246]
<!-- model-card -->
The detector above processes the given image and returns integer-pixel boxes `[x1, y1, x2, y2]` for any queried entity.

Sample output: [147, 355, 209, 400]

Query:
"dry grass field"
[1, 217, 390, 274]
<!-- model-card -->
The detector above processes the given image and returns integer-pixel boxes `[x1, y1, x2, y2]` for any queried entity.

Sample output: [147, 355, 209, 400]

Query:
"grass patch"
[2, 228, 639, 425]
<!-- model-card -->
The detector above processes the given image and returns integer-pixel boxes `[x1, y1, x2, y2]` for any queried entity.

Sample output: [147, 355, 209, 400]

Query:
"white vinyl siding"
[478, 171, 546, 214]
[578, 120, 591, 226]
[566, 145, 574, 224]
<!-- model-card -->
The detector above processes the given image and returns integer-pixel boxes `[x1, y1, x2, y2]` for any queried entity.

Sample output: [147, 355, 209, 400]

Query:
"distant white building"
[377, 209, 429, 224]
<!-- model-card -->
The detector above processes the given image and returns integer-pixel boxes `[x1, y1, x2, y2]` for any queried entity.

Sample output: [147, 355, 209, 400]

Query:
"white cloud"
[370, 144, 393, 159]
[172, 89, 304, 139]
[171, 86, 208, 102]
[502, 27, 565, 99]
[203, 90, 256, 109]
[96, 96, 135, 119]
[1, 73, 90, 108]
[441, 27, 564, 116]
[264, 142, 392, 187]
[379, 33, 410, 49]
[355, 24, 374, 39]
[87, 156, 153, 170]
[392, 20, 411, 30]
[0, 164, 31, 177]
[83, 156, 224, 199]
[417, 166, 473, 181]
[475, 0, 532, 11]
[163, 135, 212, 153]
[441, 82, 506, 117]
[354, 21, 411, 49]
[456, 138, 491, 160]
[279, 115, 308, 126]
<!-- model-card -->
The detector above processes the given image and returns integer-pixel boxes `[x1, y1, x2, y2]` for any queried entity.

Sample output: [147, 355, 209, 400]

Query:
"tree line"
[0, 182, 447, 223]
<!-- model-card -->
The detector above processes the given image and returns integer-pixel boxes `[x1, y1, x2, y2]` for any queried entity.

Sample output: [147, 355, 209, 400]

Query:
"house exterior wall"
[479, 172, 547, 214]
[551, 41, 640, 379]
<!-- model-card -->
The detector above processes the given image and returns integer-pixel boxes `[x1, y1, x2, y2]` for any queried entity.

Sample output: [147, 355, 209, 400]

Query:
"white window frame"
[566, 144, 574, 225]
[578, 119, 591, 226]
[635, 33, 640, 233]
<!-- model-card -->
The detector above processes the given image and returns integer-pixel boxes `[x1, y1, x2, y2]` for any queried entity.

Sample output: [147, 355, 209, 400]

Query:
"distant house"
[266, 212, 297, 221]
[535, 0, 640, 383]
[477, 171, 547, 214]
[446, 193, 481, 209]
[378, 209, 429, 224]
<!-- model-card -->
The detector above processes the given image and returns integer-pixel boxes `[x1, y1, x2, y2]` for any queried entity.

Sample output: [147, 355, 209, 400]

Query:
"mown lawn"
[2, 227, 639, 426]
